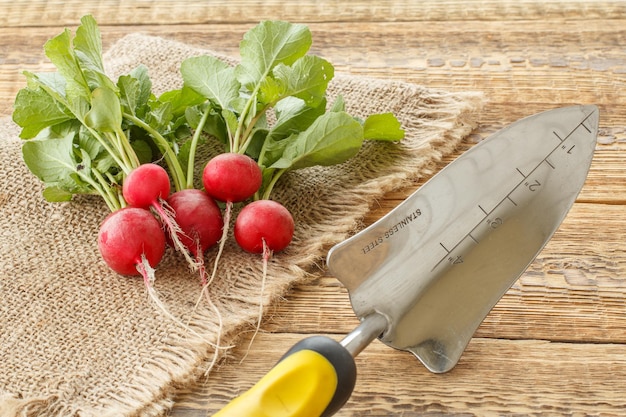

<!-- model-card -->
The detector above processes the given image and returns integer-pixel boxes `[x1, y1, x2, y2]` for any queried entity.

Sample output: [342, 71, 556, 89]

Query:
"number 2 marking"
[525, 179, 541, 191]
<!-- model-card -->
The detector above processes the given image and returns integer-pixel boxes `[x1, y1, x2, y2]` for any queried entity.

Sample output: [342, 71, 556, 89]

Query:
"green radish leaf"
[24, 71, 66, 98]
[183, 105, 203, 129]
[73, 15, 116, 92]
[42, 186, 73, 202]
[84, 87, 122, 132]
[117, 74, 141, 116]
[75, 123, 100, 159]
[269, 111, 364, 171]
[93, 151, 116, 173]
[145, 100, 173, 132]
[78, 148, 93, 176]
[117, 65, 155, 118]
[158, 86, 205, 117]
[22, 128, 104, 201]
[363, 113, 405, 141]
[266, 96, 326, 142]
[258, 76, 285, 105]
[258, 133, 290, 168]
[21, 70, 83, 121]
[129, 65, 153, 118]
[270, 55, 334, 106]
[236, 20, 312, 89]
[12, 87, 74, 139]
[22, 130, 79, 185]
[73, 15, 105, 72]
[181, 55, 240, 109]
[43, 29, 91, 107]
[329, 95, 345, 112]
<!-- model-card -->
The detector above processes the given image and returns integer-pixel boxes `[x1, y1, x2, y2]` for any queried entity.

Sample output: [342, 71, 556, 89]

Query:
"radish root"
[206, 200, 232, 287]
[137, 254, 229, 353]
[151, 198, 202, 271]
[200, 284, 225, 377]
[240, 238, 270, 364]
[187, 238, 227, 377]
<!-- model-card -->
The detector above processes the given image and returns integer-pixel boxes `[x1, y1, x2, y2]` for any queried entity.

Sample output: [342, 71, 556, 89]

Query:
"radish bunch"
[98, 163, 224, 285]
[13, 16, 404, 298]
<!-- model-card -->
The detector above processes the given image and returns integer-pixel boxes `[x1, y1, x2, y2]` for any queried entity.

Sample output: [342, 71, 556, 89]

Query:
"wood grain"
[174, 333, 626, 416]
[2, 1, 625, 416]
[2, 1, 625, 28]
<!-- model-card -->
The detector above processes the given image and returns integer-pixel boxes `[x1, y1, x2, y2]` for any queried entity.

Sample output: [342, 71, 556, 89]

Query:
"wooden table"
[2, 1, 625, 415]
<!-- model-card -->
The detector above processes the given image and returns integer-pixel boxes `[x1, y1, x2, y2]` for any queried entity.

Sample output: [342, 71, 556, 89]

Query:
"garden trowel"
[214, 105, 599, 417]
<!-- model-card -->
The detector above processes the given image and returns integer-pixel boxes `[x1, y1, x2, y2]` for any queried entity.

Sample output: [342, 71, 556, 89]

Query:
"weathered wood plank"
[2, 18, 626, 124]
[0, 16, 626, 110]
[2, 0, 626, 28]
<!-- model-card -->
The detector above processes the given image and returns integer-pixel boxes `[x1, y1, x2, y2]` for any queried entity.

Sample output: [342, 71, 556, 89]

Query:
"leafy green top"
[13, 16, 405, 208]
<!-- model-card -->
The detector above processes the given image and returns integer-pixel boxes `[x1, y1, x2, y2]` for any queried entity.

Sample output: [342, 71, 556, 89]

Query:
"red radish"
[122, 163, 170, 209]
[234, 199, 295, 254]
[165, 190, 227, 373]
[98, 207, 219, 348]
[202, 153, 263, 287]
[123, 163, 200, 269]
[166, 189, 224, 285]
[202, 153, 262, 203]
[97, 207, 166, 276]
[166, 189, 223, 256]
[233, 199, 294, 362]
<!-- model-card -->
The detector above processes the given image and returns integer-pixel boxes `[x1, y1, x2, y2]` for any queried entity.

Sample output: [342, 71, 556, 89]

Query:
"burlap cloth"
[0, 34, 482, 416]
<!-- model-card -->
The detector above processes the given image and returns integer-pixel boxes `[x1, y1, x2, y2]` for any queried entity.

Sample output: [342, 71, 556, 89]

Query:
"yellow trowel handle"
[213, 336, 357, 417]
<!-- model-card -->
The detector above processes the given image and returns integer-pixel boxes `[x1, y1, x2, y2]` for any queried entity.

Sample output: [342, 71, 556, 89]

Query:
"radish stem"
[91, 168, 122, 211]
[124, 113, 187, 191]
[186, 105, 212, 189]
[237, 105, 269, 155]
[261, 168, 287, 201]
[114, 126, 141, 169]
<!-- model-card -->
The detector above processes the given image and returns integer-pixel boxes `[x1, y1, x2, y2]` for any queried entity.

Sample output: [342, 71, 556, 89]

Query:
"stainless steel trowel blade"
[327, 105, 599, 373]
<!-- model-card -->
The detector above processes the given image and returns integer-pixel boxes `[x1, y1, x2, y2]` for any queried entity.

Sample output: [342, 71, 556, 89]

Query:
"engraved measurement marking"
[449, 255, 463, 265]
[581, 122, 592, 133]
[430, 110, 596, 272]
[478, 204, 488, 215]
[488, 217, 503, 229]
[524, 179, 542, 191]
[554, 111, 595, 143]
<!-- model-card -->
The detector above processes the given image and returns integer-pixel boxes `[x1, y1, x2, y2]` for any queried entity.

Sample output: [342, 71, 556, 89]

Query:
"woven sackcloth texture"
[0, 33, 482, 416]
